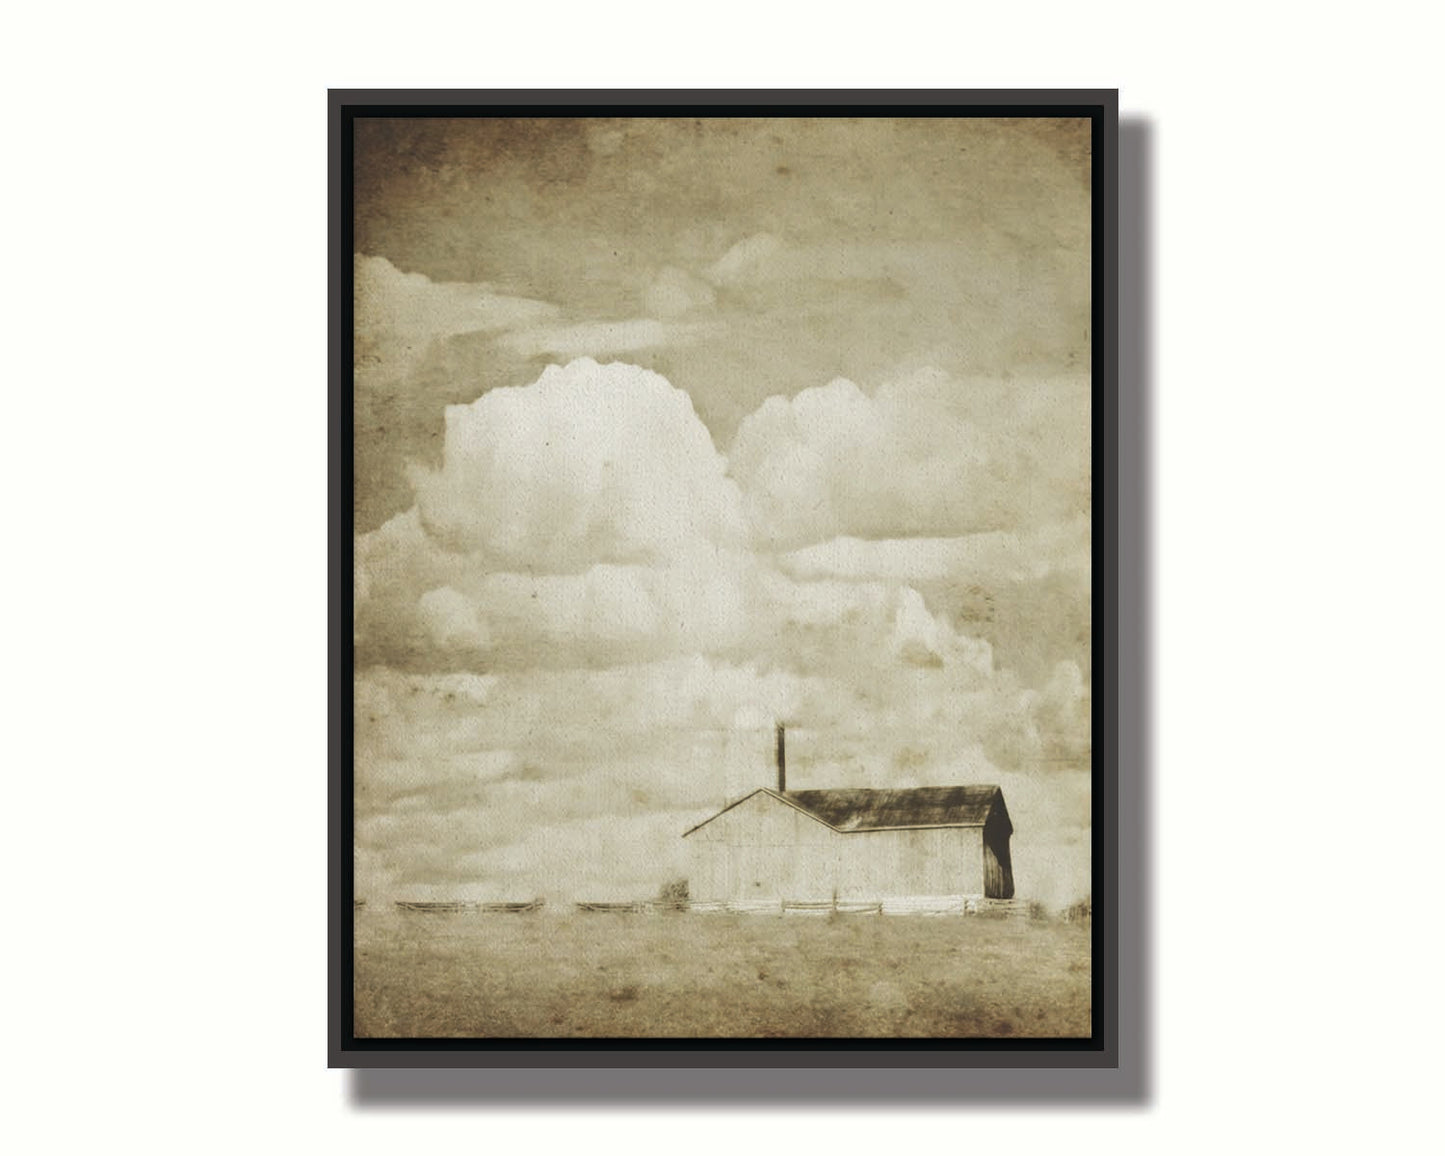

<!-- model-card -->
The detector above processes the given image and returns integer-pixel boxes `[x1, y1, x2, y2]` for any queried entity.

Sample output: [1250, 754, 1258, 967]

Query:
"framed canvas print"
[330, 90, 1118, 1068]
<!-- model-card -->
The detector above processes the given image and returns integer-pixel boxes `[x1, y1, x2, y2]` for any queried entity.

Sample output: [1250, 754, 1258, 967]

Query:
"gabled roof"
[683, 785, 1010, 838]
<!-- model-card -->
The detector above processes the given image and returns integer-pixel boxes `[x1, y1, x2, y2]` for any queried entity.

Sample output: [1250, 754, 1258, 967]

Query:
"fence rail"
[385, 896, 1050, 918]
[782, 900, 834, 916]
[394, 900, 481, 914]
[393, 899, 545, 914]
[835, 900, 884, 915]
[689, 896, 1039, 918]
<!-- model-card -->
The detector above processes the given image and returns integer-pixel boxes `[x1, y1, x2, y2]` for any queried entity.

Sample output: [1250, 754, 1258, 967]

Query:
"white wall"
[7, 3, 1444, 1156]
[689, 794, 986, 898]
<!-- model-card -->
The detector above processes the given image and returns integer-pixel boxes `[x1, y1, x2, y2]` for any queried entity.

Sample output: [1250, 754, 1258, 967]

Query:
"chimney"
[775, 723, 786, 792]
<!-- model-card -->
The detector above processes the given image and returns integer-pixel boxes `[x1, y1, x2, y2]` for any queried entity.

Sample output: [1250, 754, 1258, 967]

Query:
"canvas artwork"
[345, 107, 1102, 1045]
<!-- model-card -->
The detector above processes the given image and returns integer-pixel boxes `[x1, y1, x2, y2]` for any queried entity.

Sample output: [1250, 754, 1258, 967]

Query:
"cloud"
[892, 587, 978, 670]
[498, 318, 671, 358]
[729, 369, 1089, 549]
[777, 520, 1090, 586]
[729, 374, 979, 547]
[1025, 660, 1092, 764]
[705, 232, 784, 285]
[352, 254, 569, 532]
[775, 522, 1092, 688]
[354, 253, 558, 385]
[356, 359, 760, 669]
[451, 555, 752, 667]
[407, 358, 747, 567]
[417, 586, 492, 651]
[356, 357, 1076, 686]
[643, 266, 717, 318]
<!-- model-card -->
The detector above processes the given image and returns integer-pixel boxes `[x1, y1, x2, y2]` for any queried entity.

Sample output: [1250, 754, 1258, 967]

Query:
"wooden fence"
[393, 899, 544, 914]
[387, 896, 1045, 918]
[689, 896, 1038, 918]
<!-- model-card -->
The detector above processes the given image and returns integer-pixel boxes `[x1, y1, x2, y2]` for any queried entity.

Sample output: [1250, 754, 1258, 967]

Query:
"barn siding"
[688, 793, 989, 902]
[983, 810, 1015, 898]
[833, 827, 983, 899]
[689, 793, 838, 902]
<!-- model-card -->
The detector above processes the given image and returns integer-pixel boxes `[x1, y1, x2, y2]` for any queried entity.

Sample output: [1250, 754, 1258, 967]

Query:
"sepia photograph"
[340, 101, 1109, 1047]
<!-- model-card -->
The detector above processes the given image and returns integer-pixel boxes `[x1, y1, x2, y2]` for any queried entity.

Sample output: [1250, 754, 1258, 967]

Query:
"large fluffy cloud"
[408, 358, 747, 566]
[730, 369, 1089, 549]
[356, 358, 757, 669]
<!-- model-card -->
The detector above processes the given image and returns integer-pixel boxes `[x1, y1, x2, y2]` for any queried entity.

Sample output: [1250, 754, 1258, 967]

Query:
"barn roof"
[785, 785, 1008, 832]
[683, 785, 1011, 837]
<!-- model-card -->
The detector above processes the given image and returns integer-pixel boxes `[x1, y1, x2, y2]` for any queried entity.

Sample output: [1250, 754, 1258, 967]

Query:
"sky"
[352, 117, 1093, 907]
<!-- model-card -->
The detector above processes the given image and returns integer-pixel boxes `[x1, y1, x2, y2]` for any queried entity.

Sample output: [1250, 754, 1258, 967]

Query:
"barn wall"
[687, 794, 988, 901]
[835, 828, 984, 899]
[687, 793, 838, 903]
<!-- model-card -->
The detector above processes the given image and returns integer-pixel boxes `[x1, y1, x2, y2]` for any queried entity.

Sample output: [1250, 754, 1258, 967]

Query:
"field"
[354, 908, 1091, 1038]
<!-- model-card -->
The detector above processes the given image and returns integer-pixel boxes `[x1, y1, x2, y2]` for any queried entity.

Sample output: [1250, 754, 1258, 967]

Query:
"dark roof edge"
[681, 788, 843, 837]
[683, 786, 1008, 837]
[829, 821, 989, 833]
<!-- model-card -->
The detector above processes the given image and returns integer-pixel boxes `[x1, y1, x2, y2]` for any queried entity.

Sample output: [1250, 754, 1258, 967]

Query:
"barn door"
[983, 823, 1015, 899]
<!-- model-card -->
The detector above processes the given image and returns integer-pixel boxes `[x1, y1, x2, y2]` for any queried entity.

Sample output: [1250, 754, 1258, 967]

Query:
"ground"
[354, 907, 1092, 1038]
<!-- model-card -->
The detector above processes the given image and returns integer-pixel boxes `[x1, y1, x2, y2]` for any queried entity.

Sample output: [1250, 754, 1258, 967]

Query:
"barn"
[682, 783, 1015, 904]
